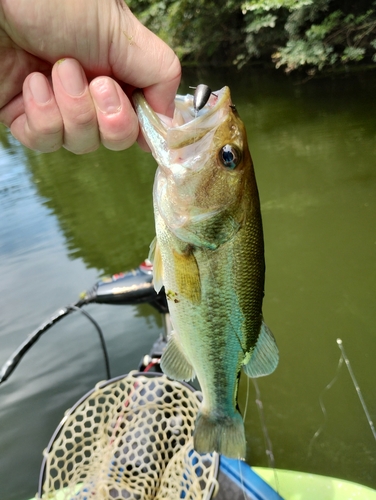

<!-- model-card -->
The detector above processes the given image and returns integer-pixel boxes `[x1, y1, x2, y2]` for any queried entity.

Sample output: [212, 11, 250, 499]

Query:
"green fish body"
[133, 87, 278, 459]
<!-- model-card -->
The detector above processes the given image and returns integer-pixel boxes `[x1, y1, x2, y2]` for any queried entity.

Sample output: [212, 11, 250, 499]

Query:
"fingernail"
[29, 74, 52, 104]
[91, 78, 121, 114]
[56, 58, 86, 96]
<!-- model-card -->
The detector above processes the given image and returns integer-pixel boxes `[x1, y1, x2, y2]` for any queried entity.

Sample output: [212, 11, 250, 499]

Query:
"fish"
[132, 86, 279, 459]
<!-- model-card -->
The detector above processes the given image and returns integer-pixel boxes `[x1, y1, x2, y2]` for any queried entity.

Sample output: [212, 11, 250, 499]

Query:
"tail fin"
[193, 411, 246, 459]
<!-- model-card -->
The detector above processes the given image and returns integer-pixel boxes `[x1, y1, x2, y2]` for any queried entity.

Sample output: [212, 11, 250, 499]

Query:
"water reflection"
[22, 144, 156, 274]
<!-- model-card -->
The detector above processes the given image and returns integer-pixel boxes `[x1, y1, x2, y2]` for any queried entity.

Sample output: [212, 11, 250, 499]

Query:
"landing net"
[37, 372, 219, 500]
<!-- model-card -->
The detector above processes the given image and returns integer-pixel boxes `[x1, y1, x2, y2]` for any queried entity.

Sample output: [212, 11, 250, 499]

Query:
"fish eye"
[219, 144, 241, 170]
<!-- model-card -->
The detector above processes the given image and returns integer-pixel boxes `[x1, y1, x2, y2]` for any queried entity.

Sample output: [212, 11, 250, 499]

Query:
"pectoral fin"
[149, 237, 163, 293]
[243, 321, 279, 378]
[172, 248, 201, 304]
[160, 332, 195, 381]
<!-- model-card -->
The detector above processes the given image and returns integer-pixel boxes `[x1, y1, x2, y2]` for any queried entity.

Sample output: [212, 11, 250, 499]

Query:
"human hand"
[0, 0, 181, 153]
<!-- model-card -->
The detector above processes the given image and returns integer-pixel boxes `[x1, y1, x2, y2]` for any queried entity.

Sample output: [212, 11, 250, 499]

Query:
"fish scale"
[133, 86, 279, 458]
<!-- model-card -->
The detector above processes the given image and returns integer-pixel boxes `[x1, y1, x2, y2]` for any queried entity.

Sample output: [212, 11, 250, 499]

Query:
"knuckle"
[168, 54, 182, 82]
[16, 131, 62, 153]
[29, 133, 62, 152]
[36, 142, 62, 153]
[11, 123, 63, 153]
[71, 107, 97, 129]
[64, 140, 99, 155]
[28, 109, 63, 138]
[62, 106, 100, 153]
[34, 120, 62, 138]
[78, 143, 99, 154]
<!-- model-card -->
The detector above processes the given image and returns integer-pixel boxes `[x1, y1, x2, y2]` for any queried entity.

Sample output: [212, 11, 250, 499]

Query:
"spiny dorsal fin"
[160, 332, 195, 381]
[149, 237, 163, 293]
[243, 321, 279, 378]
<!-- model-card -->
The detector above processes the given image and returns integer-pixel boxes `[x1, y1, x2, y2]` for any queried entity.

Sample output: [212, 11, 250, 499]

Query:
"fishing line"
[307, 353, 343, 457]
[337, 338, 376, 441]
[193, 109, 199, 156]
[237, 458, 248, 500]
[192, 95, 199, 156]
[0, 301, 111, 385]
[308, 338, 376, 457]
[243, 374, 250, 422]
[237, 376, 250, 500]
[252, 378, 279, 492]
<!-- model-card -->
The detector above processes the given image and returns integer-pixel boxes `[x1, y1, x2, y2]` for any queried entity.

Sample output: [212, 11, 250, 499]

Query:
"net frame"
[37, 371, 219, 500]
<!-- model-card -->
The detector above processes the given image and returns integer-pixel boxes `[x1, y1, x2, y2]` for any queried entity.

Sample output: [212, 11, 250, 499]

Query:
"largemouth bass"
[133, 86, 278, 459]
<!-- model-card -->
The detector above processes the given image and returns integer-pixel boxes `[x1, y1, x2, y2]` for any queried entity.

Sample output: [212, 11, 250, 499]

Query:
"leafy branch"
[127, 0, 376, 74]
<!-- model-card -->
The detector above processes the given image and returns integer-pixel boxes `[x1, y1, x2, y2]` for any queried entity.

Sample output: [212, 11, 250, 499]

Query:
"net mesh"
[38, 371, 219, 500]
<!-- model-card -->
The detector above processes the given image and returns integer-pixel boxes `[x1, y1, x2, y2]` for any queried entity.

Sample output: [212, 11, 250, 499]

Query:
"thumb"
[109, 6, 181, 117]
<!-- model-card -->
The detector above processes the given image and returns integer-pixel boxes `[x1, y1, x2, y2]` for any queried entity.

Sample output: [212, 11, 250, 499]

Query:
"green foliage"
[127, 0, 244, 64]
[273, 39, 337, 72]
[242, 0, 313, 12]
[128, 0, 376, 74]
[271, 3, 376, 73]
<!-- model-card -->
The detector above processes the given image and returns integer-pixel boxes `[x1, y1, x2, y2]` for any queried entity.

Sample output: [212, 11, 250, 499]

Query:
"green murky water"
[0, 69, 375, 499]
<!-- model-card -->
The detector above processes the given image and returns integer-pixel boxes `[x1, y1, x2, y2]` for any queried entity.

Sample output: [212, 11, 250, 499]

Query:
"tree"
[128, 0, 376, 74]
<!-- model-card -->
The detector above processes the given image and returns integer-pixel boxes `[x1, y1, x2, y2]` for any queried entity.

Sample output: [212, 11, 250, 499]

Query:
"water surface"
[0, 69, 375, 499]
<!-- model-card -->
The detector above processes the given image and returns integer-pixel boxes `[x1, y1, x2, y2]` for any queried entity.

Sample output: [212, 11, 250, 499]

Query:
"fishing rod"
[0, 260, 167, 385]
[0, 299, 91, 384]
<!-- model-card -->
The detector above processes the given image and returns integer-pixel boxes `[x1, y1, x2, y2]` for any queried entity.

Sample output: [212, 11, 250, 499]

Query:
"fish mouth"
[133, 86, 231, 150]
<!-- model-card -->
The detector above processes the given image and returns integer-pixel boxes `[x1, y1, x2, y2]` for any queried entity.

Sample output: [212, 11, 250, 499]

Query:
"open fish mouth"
[132, 85, 240, 228]
[133, 86, 232, 150]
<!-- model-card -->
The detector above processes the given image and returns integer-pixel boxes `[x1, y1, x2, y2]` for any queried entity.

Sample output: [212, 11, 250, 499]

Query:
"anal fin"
[243, 321, 279, 378]
[160, 332, 195, 381]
